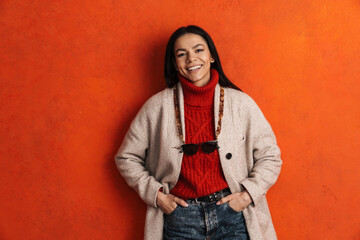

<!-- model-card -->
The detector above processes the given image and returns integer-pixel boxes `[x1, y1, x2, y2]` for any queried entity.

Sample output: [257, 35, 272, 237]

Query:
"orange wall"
[1, 0, 359, 239]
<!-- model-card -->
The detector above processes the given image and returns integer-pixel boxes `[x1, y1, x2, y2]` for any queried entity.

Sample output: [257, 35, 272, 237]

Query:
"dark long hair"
[164, 25, 241, 91]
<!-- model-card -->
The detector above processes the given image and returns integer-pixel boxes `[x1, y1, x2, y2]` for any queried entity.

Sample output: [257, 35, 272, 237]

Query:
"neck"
[178, 69, 219, 106]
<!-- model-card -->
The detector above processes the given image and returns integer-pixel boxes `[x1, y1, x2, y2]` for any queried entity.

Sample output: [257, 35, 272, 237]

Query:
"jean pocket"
[166, 205, 179, 216]
[225, 201, 243, 214]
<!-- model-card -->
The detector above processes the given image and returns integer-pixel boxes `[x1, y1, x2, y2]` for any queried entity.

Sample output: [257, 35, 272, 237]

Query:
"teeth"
[188, 65, 202, 71]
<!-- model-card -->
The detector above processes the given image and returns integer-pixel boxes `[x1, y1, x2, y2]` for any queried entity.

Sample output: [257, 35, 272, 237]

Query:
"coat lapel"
[176, 82, 186, 142]
[214, 83, 221, 139]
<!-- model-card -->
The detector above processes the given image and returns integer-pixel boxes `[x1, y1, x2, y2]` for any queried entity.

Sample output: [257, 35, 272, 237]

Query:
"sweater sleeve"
[114, 104, 164, 208]
[240, 96, 282, 206]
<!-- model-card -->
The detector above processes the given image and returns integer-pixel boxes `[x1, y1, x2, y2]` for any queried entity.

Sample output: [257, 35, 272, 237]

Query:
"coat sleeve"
[240, 95, 282, 206]
[114, 104, 163, 208]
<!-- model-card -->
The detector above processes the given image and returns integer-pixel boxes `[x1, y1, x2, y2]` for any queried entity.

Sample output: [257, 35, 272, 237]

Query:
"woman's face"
[173, 33, 214, 87]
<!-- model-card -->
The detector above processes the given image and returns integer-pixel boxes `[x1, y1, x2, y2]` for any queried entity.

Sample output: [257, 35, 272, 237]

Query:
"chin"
[188, 75, 203, 82]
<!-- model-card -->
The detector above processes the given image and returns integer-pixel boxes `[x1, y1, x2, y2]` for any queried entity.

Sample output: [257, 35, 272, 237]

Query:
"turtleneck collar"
[178, 68, 219, 106]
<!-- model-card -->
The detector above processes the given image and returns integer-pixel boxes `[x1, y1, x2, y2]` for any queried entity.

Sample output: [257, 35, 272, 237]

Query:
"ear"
[210, 57, 215, 63]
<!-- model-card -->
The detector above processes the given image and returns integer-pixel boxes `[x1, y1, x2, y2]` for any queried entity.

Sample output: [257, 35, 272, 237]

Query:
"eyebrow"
[175, 44, 205, 53]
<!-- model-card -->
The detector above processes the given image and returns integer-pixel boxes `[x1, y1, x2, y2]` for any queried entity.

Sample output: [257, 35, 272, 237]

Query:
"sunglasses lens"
[182, 144, 198, 156]
[202, 141, 218, 153]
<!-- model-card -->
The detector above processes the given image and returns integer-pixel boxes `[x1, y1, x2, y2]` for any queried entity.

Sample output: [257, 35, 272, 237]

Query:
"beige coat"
[115, 82, 282, 240]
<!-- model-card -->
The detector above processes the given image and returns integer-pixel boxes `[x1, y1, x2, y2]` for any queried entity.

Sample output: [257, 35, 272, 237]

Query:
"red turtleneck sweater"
[170, 69, 229, 199]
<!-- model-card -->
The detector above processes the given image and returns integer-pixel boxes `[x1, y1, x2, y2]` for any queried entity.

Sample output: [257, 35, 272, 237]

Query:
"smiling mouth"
[187, 65, 202, 71]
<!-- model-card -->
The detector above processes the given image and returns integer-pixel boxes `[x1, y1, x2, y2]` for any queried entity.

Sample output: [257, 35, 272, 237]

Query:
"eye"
[177, 53, 186, 57]
[195, 49, 204, 53]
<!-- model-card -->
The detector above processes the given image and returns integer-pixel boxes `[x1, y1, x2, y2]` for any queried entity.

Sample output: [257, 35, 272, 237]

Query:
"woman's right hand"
[156, 191, 188, 214]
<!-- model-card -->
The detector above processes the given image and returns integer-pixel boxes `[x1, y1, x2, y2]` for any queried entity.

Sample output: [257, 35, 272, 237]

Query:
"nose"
[186, 52, 196, 63]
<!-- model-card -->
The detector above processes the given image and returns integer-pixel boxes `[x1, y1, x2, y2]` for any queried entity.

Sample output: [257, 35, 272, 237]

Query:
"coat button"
[226, 153, 232, 159]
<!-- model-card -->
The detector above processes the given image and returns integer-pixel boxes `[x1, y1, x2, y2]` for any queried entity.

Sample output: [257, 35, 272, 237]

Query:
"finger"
[162, 201, 177, 214]
[169, 203, 178, 213]
[216, 196, 231, 205]
[174, 197, 188, 207]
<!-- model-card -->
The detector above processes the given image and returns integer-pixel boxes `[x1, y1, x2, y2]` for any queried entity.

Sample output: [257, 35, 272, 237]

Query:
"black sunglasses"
[180, 140, 219, 156]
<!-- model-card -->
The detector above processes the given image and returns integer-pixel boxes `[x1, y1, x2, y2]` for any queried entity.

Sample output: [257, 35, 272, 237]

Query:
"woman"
[115, 25, 282, 240]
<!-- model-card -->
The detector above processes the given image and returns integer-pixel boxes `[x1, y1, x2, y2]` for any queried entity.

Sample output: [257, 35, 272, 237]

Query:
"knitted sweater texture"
[170, 69, 229, 199]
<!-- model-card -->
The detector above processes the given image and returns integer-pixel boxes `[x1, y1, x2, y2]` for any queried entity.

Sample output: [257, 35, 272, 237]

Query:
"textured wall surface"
[1, 0, 359, 239]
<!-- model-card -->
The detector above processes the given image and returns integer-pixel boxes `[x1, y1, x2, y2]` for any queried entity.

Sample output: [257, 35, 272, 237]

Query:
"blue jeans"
[163, 200, 250, 240]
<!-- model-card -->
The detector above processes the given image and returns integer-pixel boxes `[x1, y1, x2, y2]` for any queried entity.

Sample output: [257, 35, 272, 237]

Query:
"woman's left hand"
[216, 190, 252, 212]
